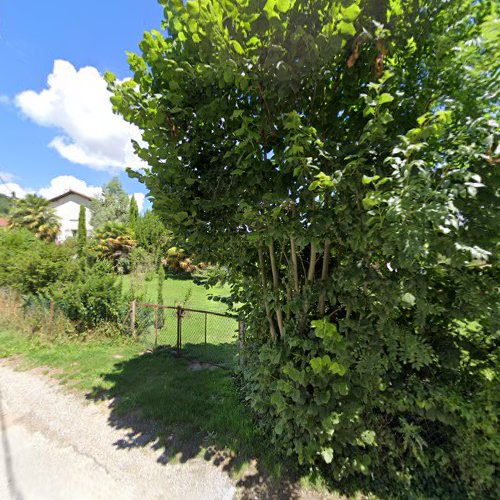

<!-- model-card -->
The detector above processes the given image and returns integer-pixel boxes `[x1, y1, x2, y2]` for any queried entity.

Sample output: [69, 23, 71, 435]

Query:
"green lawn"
[120, 275, 238, 366]
[121, 274, 231, 313]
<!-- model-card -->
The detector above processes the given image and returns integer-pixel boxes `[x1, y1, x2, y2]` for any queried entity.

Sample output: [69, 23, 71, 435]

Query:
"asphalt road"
[0, 361, 236, 500]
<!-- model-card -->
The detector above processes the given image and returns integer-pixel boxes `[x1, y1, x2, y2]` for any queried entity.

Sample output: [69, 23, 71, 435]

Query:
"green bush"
[0, 228, 78, 295]
[54, 261, 127, 330]
[243, 315, 498, 498]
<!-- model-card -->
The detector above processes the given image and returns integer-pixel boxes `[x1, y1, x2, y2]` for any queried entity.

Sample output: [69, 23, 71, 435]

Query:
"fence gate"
[130, 301, 243, 368]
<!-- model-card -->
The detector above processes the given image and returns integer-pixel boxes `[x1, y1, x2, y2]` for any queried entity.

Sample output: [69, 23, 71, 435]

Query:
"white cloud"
[37, 175, 102, 200]
[15, 60, 146, 172]
[0, 182, 33, 199]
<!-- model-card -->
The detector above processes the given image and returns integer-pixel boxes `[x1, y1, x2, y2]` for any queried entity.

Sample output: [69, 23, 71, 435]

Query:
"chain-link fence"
[131, 301, 241, 368]
[0, 288, 73, 339]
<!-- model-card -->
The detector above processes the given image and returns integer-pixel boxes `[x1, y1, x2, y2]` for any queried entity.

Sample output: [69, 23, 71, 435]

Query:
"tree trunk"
[258, 242, 277, 341]
[318, 239, 331, 315]
[269, 242, 284, 338]
[290, 236, 300, 294]
[307, 242, 317, 282]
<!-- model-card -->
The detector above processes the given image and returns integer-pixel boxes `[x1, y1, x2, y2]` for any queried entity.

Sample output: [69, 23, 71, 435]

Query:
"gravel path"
[0, 360, 236, 500]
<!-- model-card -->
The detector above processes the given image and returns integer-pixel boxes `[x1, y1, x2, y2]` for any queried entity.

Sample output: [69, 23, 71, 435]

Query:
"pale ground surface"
[0, 360, 236, 500]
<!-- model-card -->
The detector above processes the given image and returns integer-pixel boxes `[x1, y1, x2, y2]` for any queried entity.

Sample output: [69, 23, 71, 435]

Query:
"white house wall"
[49, 193, 92, 242]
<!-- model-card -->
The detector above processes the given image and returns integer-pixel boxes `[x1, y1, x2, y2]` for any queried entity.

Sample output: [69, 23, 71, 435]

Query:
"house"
[48, 190, 93, 242]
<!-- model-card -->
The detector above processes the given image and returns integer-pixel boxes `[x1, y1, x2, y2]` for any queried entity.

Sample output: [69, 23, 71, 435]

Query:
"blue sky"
[0, 0, 164, 207]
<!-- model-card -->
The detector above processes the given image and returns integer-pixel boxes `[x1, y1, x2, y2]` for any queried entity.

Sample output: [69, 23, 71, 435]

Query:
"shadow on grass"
[86, 346, 301, 499]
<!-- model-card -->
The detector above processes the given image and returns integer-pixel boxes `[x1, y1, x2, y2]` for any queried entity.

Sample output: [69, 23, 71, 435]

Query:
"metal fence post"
[176, 306, 183, 355]
[154, 304, 159, 348]
[204, 312, 208, 344]
[130, 300, 137, 337]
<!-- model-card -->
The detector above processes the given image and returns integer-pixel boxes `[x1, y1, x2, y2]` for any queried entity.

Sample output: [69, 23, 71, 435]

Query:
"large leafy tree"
[109, 0, 499, 496]
[134, 210, 172, 257]
[90, 177, 130, 229]
[9, 194, 61, 242]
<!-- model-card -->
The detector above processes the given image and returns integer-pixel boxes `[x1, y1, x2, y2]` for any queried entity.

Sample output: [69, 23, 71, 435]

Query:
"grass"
[0, 329, 142, 391]
[121, 274, 231, 313]
[0, 328, 277, 480]
[121, 274, 238, 366]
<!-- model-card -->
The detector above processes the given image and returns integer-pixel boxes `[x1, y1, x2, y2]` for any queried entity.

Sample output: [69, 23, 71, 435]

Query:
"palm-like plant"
[93, 222, 136, 264]
[9, 194, 61, 242]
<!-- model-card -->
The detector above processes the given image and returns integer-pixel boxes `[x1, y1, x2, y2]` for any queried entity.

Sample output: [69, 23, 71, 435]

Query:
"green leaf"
[103, 71, 116, 84]
[342, 4, 361, 22]
[232, 40, 244, 55]
[362, 175, 380, 185]
[362, 195, 379, 210]
[401, 292, 416, 307]
[310, 357, 323, 373]
[338, 21, 356, 37]
[378, 93, 394, 105]
[336, 382, 349, 396]
[186, 0, 199, 15]
[321, 448, 334, 464]
[361, 430, 376, 445]
[276, 0, 291, 13]
[264, 0, 279, 19]
[330, 362, 347, 376]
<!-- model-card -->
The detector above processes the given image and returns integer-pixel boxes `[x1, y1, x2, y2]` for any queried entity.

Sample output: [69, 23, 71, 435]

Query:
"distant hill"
[0, 194, 13, 215]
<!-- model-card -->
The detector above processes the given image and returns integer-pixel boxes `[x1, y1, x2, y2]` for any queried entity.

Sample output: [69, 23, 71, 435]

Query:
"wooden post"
[204, 312, 208, 344]
[130, 300, 137, 337]
[154, 304, 158, 348]
[238, 321, 246, 368]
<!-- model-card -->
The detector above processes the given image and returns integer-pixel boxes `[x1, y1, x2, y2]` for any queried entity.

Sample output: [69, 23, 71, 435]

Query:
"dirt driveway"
[0, 360, 236, 500]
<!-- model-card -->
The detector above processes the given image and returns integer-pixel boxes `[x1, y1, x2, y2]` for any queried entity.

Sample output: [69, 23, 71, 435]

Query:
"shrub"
[134, 210, 172, 256]
[54, 261, 127, 330]
[243, 318, 499, 498]
[0, 228, 78, 295]
[129, 246, 157, 281]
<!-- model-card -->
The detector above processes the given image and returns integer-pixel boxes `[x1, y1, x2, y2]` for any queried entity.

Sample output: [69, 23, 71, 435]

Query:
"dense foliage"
[0, 228, 127, 333]
[110, 0, 499, 496]
[0, 193, 13, 215]
[77, 204, 87, 256]
[129, 194, 139, 230]
[90, 177, 130, 229]
[133, 210, 172, 257]
[0, 228, 77, 295]
[53, 261, 127, 329]
[91, 222, 136, 271]
[9, 194, 61, 241]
